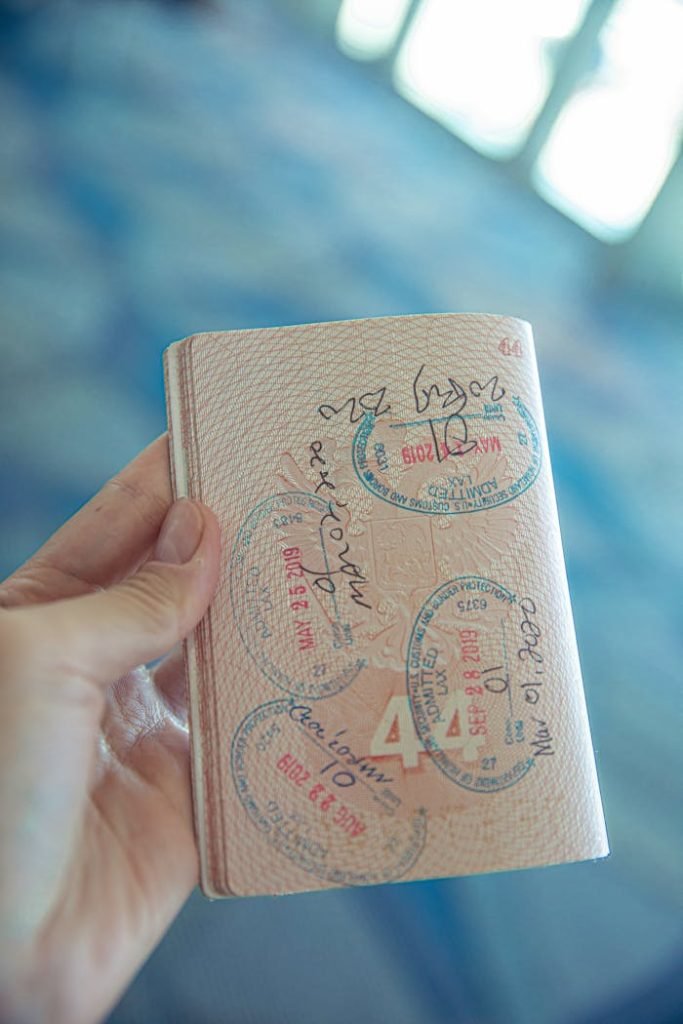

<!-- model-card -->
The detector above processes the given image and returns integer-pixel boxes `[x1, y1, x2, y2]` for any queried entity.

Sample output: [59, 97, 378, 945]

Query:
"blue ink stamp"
[351, 396, 541, 515]
[230, 492, 367, 701]
[406, 576, 536, 792]
[230, 700, 428, 889]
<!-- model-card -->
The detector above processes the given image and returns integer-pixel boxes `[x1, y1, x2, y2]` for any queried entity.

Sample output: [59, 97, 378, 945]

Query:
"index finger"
[0, 435, 173, 607]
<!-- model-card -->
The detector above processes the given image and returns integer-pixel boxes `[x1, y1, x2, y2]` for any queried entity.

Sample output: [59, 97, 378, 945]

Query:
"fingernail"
[154, 500, 204, 565]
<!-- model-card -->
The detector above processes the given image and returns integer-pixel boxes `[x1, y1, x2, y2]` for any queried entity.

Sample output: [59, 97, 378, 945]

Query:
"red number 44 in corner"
[498, 337, 523, 358]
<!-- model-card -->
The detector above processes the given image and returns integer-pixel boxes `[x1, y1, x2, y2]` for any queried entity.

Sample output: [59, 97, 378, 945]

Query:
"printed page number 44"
[370, 694, 485, 768]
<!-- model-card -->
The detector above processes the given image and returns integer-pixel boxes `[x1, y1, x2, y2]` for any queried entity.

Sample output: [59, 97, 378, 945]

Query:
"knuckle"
[103, 474, 169, 533]
[120, 565, 187, 641]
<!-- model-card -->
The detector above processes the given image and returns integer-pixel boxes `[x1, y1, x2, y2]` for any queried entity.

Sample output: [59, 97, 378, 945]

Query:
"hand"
[0, 436, 221, 1024]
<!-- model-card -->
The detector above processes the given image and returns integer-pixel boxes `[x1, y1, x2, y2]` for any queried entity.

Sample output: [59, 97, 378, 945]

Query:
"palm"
[0, 437, 201, 1021]
[78, 664, 196, 972]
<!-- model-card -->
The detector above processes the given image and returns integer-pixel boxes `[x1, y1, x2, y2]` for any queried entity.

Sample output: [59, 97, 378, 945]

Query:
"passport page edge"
[164, 340, 227, 897]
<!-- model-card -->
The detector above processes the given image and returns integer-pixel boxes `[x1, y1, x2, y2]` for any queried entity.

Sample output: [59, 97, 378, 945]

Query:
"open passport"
[164, 313, 608, 898]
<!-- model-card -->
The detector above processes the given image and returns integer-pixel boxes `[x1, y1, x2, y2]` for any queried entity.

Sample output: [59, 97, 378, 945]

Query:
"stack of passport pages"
[163, 313, 608, 898]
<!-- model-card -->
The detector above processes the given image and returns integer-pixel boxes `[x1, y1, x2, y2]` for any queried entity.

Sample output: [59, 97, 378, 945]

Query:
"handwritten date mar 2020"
[517, 597, 555, 756]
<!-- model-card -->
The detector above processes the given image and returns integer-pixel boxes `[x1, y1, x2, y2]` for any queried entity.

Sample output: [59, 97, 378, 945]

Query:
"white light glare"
[335, 0, 414, 61]
[534, 0, 683, 241]
[393, 0, 590, 157]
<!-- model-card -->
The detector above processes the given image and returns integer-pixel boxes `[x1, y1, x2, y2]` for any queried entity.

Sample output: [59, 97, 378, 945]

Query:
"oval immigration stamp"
[351, 395, 541, 516]
[229, 492, 368, 700]
[406, 576, 538, 792]
[230, 700, 428, 888]
[228, 491, 368, 700]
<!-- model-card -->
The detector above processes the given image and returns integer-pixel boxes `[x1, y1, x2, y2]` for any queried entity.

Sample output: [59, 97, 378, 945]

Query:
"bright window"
[335, 0, 414, 61]
[335, 0, 683, 244]
[393, 0, 591, 157]
[533, 0, 683, 241]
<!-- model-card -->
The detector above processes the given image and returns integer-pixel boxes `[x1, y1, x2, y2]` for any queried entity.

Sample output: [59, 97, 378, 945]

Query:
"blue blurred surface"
[1, 2, 682, 1023]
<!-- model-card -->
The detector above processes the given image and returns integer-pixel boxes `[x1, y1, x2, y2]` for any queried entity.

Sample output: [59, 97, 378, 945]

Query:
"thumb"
[12, 499, 221, 689]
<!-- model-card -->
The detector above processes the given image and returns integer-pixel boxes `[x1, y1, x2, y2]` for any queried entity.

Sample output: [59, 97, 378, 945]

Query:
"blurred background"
[1, 0, 682, 1021]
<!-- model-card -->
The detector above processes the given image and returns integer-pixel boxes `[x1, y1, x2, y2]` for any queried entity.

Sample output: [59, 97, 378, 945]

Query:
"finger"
[0, 435, 172, 608]
[5, 499, 221, 691]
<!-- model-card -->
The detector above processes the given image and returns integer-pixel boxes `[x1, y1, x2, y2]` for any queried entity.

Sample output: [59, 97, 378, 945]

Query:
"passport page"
[164, 313, 608, 897]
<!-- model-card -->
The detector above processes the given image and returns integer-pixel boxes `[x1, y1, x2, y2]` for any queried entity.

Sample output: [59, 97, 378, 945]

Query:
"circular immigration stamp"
[229, 492, 368, 701]
[231, 700, 428, 888]
[351, 395, 541, 516]
[406, 576, 536, 792]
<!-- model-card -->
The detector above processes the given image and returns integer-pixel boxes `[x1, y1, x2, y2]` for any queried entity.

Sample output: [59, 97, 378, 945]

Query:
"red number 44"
[498, 337, 522, 357]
